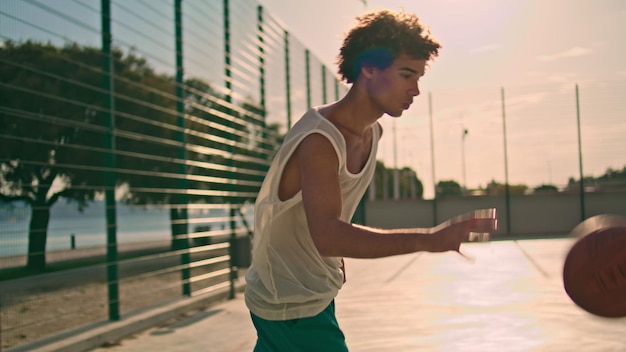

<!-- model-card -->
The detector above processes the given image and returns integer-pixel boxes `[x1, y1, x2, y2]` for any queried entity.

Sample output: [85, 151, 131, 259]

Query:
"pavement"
[89, 238, 626, 352]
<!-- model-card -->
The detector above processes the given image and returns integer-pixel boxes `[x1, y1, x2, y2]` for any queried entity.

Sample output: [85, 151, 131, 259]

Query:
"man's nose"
[410, 83, 420, 97]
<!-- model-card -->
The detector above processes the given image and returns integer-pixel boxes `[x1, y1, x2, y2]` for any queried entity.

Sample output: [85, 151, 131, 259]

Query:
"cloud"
[546, 72, 577, 83]
[469, 44, 500, 54]
[536, 47, 591, 62]
[507, 92, 547, 109]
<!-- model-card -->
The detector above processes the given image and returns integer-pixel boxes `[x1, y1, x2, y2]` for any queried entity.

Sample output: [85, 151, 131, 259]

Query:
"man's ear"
[360, 64, 378, 79]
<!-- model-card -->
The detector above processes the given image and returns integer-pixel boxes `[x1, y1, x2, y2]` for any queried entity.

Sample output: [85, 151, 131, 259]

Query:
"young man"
[245, 9, 496, 351]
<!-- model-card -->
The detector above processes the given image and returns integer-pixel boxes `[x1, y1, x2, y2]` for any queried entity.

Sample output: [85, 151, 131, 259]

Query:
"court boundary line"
[514, 240, 551, 278]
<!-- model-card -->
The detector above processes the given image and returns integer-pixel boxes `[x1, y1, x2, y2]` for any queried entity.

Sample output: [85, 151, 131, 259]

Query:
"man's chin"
[386, 110, 403, 118]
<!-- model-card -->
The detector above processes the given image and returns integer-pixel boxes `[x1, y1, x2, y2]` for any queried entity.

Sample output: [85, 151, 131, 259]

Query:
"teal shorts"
[250, 300, 348, 352]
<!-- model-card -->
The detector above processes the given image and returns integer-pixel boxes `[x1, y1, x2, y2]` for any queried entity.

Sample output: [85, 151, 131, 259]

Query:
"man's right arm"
[297, 133, 495, 259]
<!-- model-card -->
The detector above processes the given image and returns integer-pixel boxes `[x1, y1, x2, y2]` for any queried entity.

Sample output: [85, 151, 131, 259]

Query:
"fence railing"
[0, 0, 351, 349]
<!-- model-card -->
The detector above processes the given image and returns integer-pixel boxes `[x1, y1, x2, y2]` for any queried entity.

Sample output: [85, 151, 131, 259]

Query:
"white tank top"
[245, 106, 381, 320]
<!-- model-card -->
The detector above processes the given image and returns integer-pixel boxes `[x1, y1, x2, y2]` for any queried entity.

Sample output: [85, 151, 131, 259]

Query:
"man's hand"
[428, 209, 498, 254]
[428, 217, 497, 253]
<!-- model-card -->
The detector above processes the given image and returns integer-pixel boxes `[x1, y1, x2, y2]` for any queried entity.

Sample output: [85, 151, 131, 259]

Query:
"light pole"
[393, 119, 399, 200]
[461, 127, 468, 194]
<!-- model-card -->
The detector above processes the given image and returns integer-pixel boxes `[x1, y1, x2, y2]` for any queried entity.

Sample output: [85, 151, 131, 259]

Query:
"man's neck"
[319, 87, 382, 137]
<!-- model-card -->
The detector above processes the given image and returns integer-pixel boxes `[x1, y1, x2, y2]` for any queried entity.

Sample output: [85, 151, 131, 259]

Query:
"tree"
[1, 40, 282, 268]
[436, 180, 463, 197]
[485, 180, 528, 196]
[399, 167, 423, 199]
[597, 166, 626, 181]
[372, 161, 424, 199]
[0, 41, 177, 270]
[566, 166, 626, 193]
[533, 184, 559, 193]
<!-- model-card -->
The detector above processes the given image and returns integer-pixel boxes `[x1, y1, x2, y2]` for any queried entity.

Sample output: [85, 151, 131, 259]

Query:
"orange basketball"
[563, 214, 626, 318]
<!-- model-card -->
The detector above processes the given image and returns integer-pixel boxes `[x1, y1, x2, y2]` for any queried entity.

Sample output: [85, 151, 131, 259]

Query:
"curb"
[8, 281, 246, 352]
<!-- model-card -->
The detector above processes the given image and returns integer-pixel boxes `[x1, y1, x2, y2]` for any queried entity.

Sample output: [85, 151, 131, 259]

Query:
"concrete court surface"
[91, 238, 626, 352]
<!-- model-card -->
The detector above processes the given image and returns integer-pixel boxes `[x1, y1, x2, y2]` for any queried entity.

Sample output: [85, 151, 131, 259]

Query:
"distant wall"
[365, 192, 626, 236]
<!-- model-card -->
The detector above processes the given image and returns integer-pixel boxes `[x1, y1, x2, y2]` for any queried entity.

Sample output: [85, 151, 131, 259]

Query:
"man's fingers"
[455, 217, 497, 232]
[469, 218, 498, 232]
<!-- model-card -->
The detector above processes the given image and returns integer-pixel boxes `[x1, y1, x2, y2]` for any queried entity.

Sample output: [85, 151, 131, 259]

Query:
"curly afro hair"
[337, 9, 441, 84]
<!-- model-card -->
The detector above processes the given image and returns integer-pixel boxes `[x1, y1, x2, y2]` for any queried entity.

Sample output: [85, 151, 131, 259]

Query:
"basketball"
[562, 214, 626, 318]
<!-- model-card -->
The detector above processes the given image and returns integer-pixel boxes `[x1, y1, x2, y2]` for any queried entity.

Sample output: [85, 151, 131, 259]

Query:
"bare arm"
[298, 134, 494, 259]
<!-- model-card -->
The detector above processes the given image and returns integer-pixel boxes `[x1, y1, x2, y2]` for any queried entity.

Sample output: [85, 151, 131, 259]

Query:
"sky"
[259, 0, 626, 198]
[259, 0, 626, 91]
[2, 0, 624, 199]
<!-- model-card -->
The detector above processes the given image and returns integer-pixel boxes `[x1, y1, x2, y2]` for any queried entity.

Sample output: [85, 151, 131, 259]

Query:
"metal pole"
[501, 87, 511, 235]
[223, 0, 237, 299]
[575, 84, 586, 221]
[284, 30, 292, 128]
[257, 6, 266, 113]
[174, 0, 190, 297]
[223, 0, 232, 105]
[461, 126, 468, 194]
[101, 0, 119, 321]
[305, 49, 311, 110]
[258, 5, 269, 164]
[392, 120, 399, 200]
[383, 167, 388, 200]
[428, 92, 438, 225]
[321, 64, 327, 104]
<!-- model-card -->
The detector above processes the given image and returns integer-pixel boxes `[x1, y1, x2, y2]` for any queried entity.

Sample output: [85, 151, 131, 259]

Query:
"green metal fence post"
[258, 4, 268, 152]
[305, 49, 311, 110]
[258, 5, 270, 162]
[322, 64, 327, 104]
[174, 0, 191, 297]
[258, 5, 266, 114]
[501, 87, 511, 235]
[284, 30, 292, 128]
[101, 0, 119, 321]
[223, 0, 232, 105]
[575, 84, 586, 221]
[223, 0, 237, 299]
